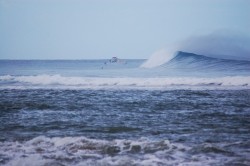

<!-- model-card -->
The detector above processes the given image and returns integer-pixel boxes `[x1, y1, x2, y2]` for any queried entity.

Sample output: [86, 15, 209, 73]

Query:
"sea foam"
[0, 75, 250, 90]
[0, 136, 239, 166]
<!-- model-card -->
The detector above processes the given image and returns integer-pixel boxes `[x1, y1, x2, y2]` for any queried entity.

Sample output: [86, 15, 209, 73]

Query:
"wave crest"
[141, 50, 250, 71]
[140, 49, 176, 68]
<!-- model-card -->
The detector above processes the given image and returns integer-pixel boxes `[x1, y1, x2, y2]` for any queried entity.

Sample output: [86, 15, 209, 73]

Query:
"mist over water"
[141, 32, 250, 68]
[1, 32, 250, 165]
[140, 49, 176, 68]
[180, 31, 250, 61]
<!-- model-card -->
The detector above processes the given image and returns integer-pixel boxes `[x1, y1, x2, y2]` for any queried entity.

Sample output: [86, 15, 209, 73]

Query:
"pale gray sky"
[0, 0, 249, 59]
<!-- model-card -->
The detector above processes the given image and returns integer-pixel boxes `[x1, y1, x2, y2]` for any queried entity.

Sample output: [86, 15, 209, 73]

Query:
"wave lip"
[142, 50, 250, 72]
[166, 51, 250, 70]
[140, 49, 176, 68]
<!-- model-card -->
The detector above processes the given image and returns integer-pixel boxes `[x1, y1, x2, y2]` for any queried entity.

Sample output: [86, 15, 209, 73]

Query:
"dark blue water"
[0, 53, 250, 165]
[0, 89, 250, 165]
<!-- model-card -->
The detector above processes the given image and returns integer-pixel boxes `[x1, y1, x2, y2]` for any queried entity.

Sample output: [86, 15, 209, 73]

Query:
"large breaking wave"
[1, 50, 250, 90]
[163, 51, 250, 71]
[141, 51, 250, 71]
[141, 32, 250, 69]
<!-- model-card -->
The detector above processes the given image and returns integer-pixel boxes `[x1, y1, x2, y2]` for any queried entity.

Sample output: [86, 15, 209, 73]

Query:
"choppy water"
[1, 89, 250, 165]
[0, 52, 250, 165]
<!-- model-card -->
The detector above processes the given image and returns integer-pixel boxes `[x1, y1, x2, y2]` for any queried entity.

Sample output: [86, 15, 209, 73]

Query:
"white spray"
[141, 31, 250, 68]
[179, 31, 250, 61]
[140, 48, 177, 68]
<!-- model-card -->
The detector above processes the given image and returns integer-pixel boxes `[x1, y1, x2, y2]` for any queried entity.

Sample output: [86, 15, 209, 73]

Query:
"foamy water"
[1, 75, 250, 90]
[0, 53, 250, 165]
[2, 136, 248, 166]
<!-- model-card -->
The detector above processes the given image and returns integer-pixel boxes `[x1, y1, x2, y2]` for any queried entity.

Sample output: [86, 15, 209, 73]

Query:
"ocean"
[0, 52, 250, 166]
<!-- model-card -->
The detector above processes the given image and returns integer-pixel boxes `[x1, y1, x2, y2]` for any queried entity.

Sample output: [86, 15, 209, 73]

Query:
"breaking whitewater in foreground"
[0, 51, 250, 165]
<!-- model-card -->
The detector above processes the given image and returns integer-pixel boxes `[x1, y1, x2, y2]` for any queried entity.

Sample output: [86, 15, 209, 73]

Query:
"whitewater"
[1, 51, 250, 90]
[0, 51, 250, 166]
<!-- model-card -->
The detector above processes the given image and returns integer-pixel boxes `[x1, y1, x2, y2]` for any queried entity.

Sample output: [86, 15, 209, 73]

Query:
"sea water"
[0, 52, 250, 166]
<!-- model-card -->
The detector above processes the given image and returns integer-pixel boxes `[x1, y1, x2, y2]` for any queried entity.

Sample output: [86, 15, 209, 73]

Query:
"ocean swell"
[141, 51, 250, 70]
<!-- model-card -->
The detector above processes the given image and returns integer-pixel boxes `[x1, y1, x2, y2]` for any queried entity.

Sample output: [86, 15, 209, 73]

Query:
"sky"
[0, 0, 249, 59]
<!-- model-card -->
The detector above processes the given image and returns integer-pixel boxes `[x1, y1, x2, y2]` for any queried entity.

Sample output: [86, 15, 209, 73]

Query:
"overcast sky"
[0, 0, 249, 59]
